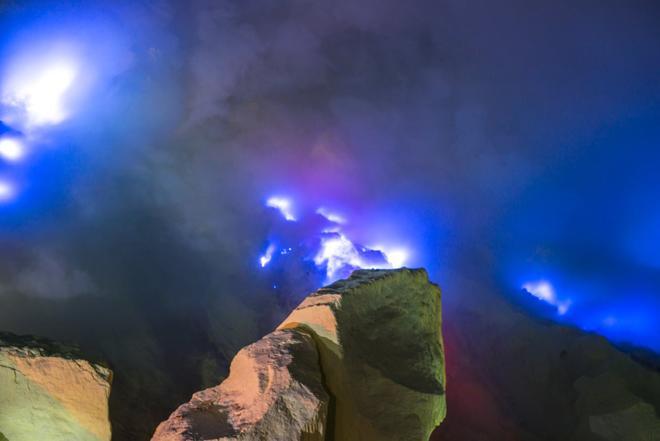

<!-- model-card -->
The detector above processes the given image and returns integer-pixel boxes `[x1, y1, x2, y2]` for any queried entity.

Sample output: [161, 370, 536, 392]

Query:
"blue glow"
[0, 5, 140, 213]
[259, 196, 415, 284]
[504, 256, 660, 352]
[316, 207, 346, 224]
[259, 244, 276, 267]
[621, 202, 660, 270]
[492, 106, 660, 354]
[313, 231, 396, 282]
[2, 59, 77, 127]
[0, 0, 657, 361]
[521, 280, 571, 315]
[0, 179, 16, 202]
[266, 196, 297, 221]
[0, 136, 24, 162]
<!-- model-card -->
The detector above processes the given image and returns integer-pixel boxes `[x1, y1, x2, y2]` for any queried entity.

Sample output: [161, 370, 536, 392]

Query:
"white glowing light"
[3, 62, 77, 126]
[522, 280, 571, 315]
[0, 180, 15, 202]
[260, 198, 412, 282]
[0, 138, 24, 162]
[385, 249, 408, 268]
[259, 244, 276, 268]
[314, 233, 363, 281]
[316, 207, 346, 224]
[366, 243, 409, 269]
[523, 280, 555, 302]
[314, 233, 408, 282]
[266, 196, 296, 221]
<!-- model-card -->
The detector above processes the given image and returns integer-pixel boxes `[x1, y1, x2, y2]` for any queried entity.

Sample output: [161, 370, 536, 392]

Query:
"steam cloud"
[1, 0, 659, 438]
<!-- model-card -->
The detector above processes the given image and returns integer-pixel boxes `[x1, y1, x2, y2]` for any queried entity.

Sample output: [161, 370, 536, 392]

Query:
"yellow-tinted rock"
[151, 328, 329, 441]
[0, 333, 112, 441]
[152, 268, 445, 441]
[279, 268, 446, 441]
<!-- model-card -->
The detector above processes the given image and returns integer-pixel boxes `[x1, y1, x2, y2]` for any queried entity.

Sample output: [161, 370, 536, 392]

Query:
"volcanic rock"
[0, 332, 113, 441]
[278, 268, 446, 441]
[151, 328, 329, 440]
[152, 268, 446, 441]
[432, 273, 660, 441]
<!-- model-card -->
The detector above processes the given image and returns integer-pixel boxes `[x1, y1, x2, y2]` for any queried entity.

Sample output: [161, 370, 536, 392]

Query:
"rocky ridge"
[432, 273, 660, 441]
[152, 268, 446, 441]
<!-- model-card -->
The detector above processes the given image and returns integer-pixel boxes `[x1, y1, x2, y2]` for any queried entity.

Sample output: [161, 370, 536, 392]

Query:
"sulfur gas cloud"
[0, 1, 660, 438]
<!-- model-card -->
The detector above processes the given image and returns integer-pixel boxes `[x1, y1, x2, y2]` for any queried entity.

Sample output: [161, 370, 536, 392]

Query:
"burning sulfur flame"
[2, 61, 77, 127]
[261, 196, 410, 283]
[266, 196, 296, 221]
[0, 137, 24, 162]
[259, 244, 276, 268]
[522, 280, 571, 315]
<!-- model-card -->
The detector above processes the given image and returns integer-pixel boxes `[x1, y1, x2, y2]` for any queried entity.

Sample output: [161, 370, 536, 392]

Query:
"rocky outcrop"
[279, 269, 446, 441]
[432, 273, 660, 441]
[152, 268, 446, 441]
[0, 333, 113, 441]
[151, 328, 329, 440]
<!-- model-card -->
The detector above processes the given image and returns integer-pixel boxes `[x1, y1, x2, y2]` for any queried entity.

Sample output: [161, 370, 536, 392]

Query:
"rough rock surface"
[152, 268, 446, 441]
[0, 332, 113, 441]
[278, 268, 446, 441]
[151, 328, 329, 441]
[431, 273, 660, 441]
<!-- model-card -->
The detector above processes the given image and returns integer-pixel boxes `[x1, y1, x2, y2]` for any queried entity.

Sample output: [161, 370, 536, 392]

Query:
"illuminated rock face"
[152, 329, 329, 441]
[0, 333, 112, 441]
[152, 268, 446, 441]
[279, 268, 446, 441]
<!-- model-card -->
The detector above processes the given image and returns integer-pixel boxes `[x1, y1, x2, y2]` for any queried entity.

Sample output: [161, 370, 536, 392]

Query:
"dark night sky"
[0, 1, 660, 435]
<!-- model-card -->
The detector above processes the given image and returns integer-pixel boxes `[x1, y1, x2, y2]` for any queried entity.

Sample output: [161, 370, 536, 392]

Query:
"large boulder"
[151, 328, 329, 441]
[0, 332, 113, 441]
[152, 268, 446, 441]
[278, 268, 446, 441]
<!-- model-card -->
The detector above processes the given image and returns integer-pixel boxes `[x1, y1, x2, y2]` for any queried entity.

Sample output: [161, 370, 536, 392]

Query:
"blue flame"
[0, 137, 24, 162]
[2, 59, 78, 127]
[259, 244, 276, 268]
[521, 280, 571, 315]
[505, 255, 660, 352]
[266, 196, 297, 221]
[259, 196, 412, 284]
[0, 4, 138, 209]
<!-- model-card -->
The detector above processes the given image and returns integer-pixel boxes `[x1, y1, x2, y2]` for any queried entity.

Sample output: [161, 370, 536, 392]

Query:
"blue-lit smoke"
[0, 3, 177, 224]
[258, 196, 412, 285]
[495, 107, 660, 352]
[509, 260, 660, 352]
[1, 0, 659, 361]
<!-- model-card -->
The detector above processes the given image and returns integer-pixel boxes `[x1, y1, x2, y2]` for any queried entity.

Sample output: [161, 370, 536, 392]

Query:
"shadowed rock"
[433, 274, 660, 441]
